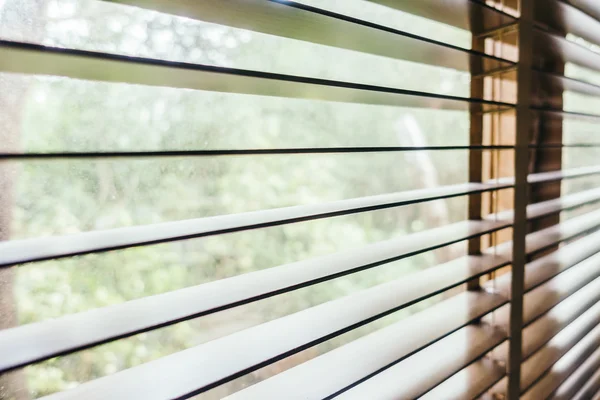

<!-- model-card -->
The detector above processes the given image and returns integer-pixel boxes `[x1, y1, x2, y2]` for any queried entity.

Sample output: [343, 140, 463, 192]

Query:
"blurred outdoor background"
[0, 0, 599, 398]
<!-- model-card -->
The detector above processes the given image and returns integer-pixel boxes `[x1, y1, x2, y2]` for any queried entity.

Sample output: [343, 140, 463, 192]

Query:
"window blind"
[0, 0, 599, 399]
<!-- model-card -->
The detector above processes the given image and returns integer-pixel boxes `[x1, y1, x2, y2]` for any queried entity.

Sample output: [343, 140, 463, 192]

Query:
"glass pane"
[0, 0, 470, 95]
[0, 73, 469, 153]
[0, 1, 475, 399]
[23, 275, 446, 398]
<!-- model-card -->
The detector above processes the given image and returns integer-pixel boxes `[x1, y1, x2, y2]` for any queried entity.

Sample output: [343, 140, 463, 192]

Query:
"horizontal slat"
[493, 165, 600, 186]
[554, 346, 600, 400]
[482, 246, 600, 368]
[0, 145, 515, 160]
[0, 182, 509, 267]
[535, 0, 600, 48]
[528, 164, 600, 183]
[533, 107, 600, 122]
[221, 291, 507, 400]
[520, 300, 600, 392]
[489, 275, 600, 369]
[355, 229, 600, 399]
[482, 244, 600, 361]
[535, 143, 600, 148]
[485, 255, 600, 398]
[537, 141, 600, 149]
[534, 27, 600, 73]
[525, 228, 600, 291]
[420, 357, 505, 400]
[0, 246, 509, 373]
[42, 291, 507, 400]
[488, 186, 600, 221]
[481, 378, 507, 399]
[367, 0, 517, 33]
[522, 208, 600, 254]
[572, 363, 600, 400]
[521, 323, 600, 400]
[102, 0, 514, 72]
[332, 324, 506, 399]
[532, 69, 600, 105]
[574, 368, 600, 400]
[521, 251, 600, 326]
[486, 317, 600, 399]
[522, 277, 600, 360]
[566, 0, 600, 22]
[491, 249, 600, 329]
[488, 227, 600, 296]
[0, 40, 513, 112]
[480, 215, 600, 368]
[485, 207, 600, 264]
